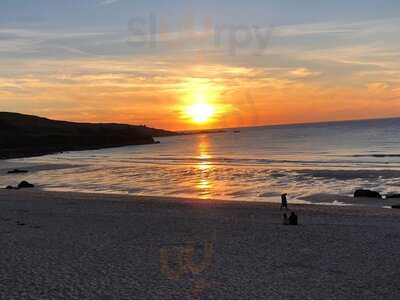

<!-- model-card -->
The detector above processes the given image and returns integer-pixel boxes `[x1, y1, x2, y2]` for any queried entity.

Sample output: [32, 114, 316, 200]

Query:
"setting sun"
[179, 79, 226, 126]
[185, 103, 216, 124]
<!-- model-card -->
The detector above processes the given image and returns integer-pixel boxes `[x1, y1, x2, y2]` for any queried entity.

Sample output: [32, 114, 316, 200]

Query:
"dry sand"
[1, 189, 400, 299]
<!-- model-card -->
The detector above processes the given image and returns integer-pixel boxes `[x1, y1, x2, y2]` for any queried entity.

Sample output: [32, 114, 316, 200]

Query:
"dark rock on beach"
[5, 185, 14, 190]
[354, 189, 382, 199]
[17, 181, 35, 189]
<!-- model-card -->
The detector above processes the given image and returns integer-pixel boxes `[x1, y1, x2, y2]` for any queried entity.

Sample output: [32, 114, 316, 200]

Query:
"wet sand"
[1, 189, 400, 299]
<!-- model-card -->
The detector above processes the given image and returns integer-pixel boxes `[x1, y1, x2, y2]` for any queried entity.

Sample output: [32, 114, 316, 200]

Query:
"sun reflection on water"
[195, 135, 213, 198]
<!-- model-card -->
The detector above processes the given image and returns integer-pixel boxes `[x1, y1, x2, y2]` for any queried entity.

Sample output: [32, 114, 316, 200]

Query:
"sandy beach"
[1, 189, 400, 299]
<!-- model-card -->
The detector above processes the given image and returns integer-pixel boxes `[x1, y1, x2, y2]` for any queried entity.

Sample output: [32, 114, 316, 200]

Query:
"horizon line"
[2, 111, 400, 132]
[180, 115, 400, 133]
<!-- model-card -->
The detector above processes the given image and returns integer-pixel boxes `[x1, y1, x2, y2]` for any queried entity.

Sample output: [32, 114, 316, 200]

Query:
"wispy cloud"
[274, 18, 400, 37]
[290, 68, 321, 78]
[99, 0, 121, 6]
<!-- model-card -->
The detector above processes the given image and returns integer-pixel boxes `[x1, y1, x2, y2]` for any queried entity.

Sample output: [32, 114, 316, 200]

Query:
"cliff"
[0, 112, 175, 159]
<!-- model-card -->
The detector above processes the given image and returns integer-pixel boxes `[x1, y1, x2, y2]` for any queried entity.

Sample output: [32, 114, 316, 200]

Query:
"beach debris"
[7, 169, 28, 174]
[17, 181, 35, 189]
[386, 193, 400, 199]
[354, 189, 382, 199]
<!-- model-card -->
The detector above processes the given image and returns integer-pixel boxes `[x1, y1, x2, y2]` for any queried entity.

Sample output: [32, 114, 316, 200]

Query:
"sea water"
[2, 118, 400, 205]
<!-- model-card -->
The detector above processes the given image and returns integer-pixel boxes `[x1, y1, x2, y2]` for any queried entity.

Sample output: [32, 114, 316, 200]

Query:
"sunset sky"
[1, 0, 400, 130]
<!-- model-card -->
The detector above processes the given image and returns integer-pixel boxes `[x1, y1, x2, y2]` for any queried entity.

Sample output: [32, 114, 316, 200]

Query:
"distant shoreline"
[0, 111, 176, 160]
[0, 131, 227, 160]
[179, 116, 400, 133]
[0, 140, 160, 160]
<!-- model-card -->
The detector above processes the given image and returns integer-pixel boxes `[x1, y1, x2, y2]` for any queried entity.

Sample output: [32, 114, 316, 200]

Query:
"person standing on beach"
[280, 193, 288, 210]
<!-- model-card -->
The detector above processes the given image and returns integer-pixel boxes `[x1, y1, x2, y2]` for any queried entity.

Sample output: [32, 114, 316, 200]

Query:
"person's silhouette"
[282, 213, 289, 225]
[280, 193, 288, 210]
[289, 212, 298, 225]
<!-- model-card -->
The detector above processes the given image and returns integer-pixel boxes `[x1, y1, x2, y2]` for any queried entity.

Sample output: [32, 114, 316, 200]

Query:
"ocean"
[2, 118, 400, 205]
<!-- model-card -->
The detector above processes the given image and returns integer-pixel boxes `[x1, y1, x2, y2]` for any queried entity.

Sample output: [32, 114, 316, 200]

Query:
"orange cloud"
[1, 57, 400, 131]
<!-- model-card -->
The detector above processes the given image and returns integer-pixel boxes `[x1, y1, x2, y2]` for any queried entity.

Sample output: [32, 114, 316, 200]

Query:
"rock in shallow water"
[354, 189, 382, 199]
[17, 181, 34, 189]
[7, 169, 28, 174]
